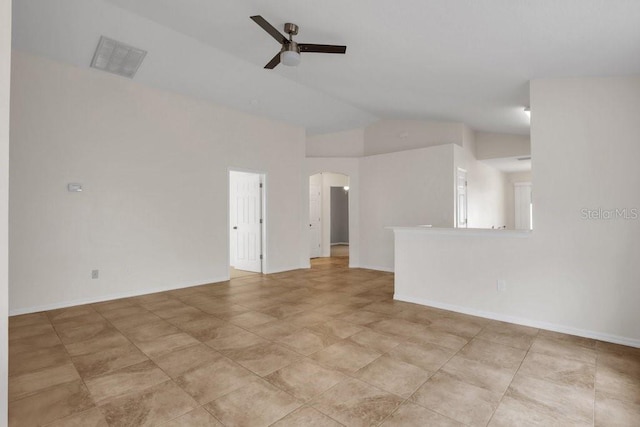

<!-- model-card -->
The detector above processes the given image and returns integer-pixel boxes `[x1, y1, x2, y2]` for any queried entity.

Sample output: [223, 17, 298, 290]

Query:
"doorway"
[309, 172, 350, 260]
[330, 186, 349, 257]
[229, 170, 264, 277]
[309, 179, 321, 258]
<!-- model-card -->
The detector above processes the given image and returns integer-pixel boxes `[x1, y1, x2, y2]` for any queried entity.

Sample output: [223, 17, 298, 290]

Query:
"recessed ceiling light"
[90, 36, 147, 79]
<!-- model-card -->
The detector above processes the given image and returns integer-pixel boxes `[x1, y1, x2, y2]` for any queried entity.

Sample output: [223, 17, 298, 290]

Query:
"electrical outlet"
[91, 270, 99, 279]
[497, 279, 507, 292]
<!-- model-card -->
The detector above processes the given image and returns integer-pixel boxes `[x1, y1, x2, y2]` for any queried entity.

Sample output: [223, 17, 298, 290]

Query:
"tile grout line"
[70, 303, 208, 423]
[100, 297, 275, 425]
[42, 308, 106, 424]
[15, 260, 627, 426]
[483, 328, 539, 427]
[9, 266, 414, 425]
[330, 312, 481, 426]
[388, 320, 489, 426]
[136, 287, 339, 426]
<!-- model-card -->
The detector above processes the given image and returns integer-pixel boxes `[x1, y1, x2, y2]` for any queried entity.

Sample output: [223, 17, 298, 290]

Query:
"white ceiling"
[12, 0, 640, 135]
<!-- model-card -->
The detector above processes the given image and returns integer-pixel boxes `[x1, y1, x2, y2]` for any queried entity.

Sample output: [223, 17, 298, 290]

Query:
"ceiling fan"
[250, 15, 347, 69]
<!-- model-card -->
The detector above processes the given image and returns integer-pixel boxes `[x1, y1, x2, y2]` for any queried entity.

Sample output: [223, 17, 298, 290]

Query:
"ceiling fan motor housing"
[284, 22, 299, 36]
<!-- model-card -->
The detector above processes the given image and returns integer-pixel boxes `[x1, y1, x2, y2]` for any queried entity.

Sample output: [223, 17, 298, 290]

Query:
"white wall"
[454, 145, 507, 229]
[1, 0, 11, 422]
[9, 52, 307, 314]
[306, 158, 360, 267]
[394, 76, 640, 346]
[306, 122, 518, 273]
[363, 119, 466, 156]
[475, 131, 531, 160]
[360, 145, 455, 271]
[504, 171, 532, 229]
[462, 125, 477, 157]
[306, 128, 364, 158]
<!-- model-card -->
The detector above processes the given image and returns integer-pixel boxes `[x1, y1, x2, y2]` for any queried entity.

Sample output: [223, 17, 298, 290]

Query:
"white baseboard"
[394, 293, 640, 349]
[10, 264, 314, 315]
[359, 265, 395, 273]
[9, 276, 229, 316]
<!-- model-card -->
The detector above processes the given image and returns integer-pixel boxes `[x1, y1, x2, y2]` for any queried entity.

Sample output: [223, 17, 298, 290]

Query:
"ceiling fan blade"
[264, 52, 281, 69]
[299, 44, 347, 54]
[250, 15, 288, 45]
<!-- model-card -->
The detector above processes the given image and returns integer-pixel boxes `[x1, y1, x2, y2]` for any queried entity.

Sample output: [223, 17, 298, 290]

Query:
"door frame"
[456, 167, 468, 228]
[228, 168, 267, 276]
[309, 177, 322, 258]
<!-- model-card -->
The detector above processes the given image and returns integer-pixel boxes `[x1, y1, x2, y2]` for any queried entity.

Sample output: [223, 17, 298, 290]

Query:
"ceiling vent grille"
[90, 36, 147, 78]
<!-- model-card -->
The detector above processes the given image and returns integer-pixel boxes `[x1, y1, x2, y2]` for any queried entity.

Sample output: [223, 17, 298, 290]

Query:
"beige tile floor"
[229, 267, 258, 279]
[8, 256, 640, 426]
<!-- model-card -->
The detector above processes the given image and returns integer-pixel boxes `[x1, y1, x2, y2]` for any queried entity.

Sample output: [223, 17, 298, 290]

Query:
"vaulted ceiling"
[12, 0, 640, 135]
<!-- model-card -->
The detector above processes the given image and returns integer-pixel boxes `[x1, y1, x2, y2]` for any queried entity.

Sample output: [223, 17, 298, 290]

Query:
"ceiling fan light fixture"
[281, 50, 301, 66]
[250, 15, 346, 69]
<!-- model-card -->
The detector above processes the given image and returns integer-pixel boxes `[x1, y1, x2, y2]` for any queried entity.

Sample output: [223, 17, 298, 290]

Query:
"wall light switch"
[497, 280, 507, 292]
[67, 183, 83, 192]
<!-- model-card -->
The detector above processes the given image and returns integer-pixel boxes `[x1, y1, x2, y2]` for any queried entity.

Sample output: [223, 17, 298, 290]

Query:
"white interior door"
[456, 168, 468, 228]
[514, 182, 533, 230]
[231, 171, 262, 272]
[309, 183, 321, 258]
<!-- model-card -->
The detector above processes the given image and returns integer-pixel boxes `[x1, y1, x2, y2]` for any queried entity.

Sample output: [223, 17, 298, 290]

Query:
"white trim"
[9, 276, 229, 316]
[389, 226, 531, 238]
[394, 293, 640, 348]
[359, 264, 394, 273]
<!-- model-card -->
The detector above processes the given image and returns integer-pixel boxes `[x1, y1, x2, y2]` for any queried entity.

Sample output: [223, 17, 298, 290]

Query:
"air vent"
[90, 36, 147, 78]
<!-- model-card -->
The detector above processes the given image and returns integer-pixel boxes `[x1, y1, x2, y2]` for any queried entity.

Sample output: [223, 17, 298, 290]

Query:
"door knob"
[233, 226, 238, 230]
